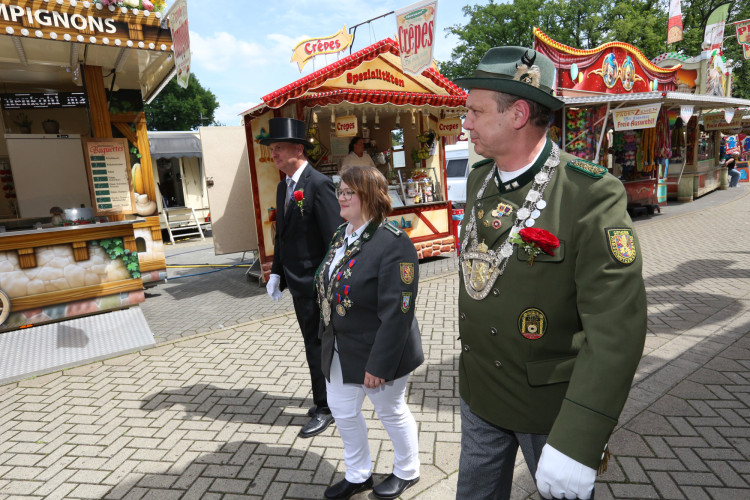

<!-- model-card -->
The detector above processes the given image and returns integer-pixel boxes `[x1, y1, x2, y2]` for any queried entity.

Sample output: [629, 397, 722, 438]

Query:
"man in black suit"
[262, 117, 344, 438]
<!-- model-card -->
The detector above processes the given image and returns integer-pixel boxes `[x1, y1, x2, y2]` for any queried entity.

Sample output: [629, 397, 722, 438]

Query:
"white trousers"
[326, 351, 420, 483]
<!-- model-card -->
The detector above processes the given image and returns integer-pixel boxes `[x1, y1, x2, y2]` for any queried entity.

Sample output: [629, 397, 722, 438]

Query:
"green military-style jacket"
[458, 139, 647, 470]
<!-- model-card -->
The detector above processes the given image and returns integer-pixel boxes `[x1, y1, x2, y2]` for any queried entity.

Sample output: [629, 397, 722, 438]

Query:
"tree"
[145, 73, 219, 131]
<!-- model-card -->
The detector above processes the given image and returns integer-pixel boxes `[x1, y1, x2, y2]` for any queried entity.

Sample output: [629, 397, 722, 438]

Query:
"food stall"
[241, 38, 467, 279]
[0, 0, 177, 333]
[534, 28, 750, 208]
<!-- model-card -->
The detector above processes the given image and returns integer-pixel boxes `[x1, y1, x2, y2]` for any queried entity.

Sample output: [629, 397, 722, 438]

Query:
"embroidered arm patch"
[605, 227, 637, 265]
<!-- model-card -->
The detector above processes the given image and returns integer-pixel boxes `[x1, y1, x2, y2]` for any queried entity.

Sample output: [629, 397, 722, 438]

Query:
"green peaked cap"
[454, 46, 564, 111]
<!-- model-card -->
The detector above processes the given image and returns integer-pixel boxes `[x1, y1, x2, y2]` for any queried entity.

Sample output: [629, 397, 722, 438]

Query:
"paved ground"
[0, 184, 749, 499]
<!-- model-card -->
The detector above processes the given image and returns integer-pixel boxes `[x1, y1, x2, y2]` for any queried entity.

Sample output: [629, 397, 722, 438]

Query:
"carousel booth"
[0, 0, 176, 358]
[534, 28, 750, 209]
[241, 38, 467, 279]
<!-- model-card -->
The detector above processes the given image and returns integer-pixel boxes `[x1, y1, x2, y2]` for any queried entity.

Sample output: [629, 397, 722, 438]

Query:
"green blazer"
[458, 141, 647, 469]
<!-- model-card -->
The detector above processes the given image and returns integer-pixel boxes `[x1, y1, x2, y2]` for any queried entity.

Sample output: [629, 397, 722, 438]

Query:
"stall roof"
[562, 91, 750, 111]
[0, 1, 175, 102]
[148, 131, 202, 159]
[241, 38, 466, 118]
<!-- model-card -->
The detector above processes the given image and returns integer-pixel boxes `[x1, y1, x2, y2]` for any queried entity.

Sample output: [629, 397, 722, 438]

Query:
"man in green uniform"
[453, 47, 647, 499]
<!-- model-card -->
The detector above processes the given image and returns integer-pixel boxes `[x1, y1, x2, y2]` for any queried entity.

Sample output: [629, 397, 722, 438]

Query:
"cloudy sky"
[181, 0, 490, 125]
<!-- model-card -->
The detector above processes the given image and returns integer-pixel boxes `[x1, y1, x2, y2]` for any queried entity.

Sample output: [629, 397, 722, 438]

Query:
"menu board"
[0, 92, 88, 109]
[82, 139, 136, 215]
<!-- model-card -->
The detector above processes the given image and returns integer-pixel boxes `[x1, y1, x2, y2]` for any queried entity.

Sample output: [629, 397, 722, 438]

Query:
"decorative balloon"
[570, 63, 579, 82]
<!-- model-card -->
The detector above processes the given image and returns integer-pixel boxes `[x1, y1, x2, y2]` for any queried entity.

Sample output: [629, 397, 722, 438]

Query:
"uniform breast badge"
[518, 308, 547, 340]
[605, 228, 637, 265]
[491, 203, 513, 218]
[400, 263, 415, 284]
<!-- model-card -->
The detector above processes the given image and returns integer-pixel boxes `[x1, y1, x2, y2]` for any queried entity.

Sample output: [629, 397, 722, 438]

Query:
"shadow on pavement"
[140, 383, 317, 424]
[103, 440, 339, 499]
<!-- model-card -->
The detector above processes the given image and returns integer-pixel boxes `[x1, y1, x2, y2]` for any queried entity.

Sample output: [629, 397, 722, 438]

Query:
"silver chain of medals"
[459, 143, 560, 299]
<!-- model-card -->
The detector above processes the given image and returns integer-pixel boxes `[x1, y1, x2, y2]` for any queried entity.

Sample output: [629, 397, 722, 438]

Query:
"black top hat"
[259, 117, 313, 149]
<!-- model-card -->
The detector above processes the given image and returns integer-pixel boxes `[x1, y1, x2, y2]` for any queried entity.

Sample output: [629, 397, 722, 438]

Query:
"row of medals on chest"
[321, 236, 362, 324]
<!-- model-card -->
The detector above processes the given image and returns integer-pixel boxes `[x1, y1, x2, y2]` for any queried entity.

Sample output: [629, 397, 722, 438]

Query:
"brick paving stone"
[2, 187, 750, 499]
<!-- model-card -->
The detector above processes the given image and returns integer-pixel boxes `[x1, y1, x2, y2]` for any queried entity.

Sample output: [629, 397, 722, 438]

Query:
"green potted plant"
[14, 113, 32, 133]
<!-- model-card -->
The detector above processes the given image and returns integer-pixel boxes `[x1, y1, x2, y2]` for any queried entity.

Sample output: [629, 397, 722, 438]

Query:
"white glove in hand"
[536, 444, 596, 500]
[266, 274, 283, 301]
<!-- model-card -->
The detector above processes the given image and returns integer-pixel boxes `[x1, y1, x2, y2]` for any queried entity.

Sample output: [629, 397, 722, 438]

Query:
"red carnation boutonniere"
[509, 227, 559, 266]
[293, 189, 305, 215]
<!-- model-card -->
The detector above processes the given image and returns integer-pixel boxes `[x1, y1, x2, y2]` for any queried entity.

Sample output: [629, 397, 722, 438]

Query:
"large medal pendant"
[336, 304, 346, 317]
[460, 252, 502, 300]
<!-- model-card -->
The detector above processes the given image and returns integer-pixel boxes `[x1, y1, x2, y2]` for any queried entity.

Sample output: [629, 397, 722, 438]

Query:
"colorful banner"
[291, 27, 353, 72]
[168, 0, 190, 88]
[667, 0, 683, 45]
[612, 104, 662, 131]
[703, 3, 731, 51]
[395, 0, 438, 76]
[744, 44, 750, 60]
[736, 19, 750, 44]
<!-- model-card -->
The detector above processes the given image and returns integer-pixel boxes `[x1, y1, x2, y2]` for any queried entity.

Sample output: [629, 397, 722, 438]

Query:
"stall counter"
[0, 220, 145, 332]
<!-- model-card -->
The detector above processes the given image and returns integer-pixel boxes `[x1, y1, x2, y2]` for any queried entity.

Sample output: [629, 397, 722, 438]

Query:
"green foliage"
[144, 73, 220, 131]
[96, 238, 141, 279]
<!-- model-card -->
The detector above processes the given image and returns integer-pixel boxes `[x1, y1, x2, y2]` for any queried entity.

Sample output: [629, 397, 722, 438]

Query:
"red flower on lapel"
[293, 189, 305, 215]
[509, 227, 559, 266]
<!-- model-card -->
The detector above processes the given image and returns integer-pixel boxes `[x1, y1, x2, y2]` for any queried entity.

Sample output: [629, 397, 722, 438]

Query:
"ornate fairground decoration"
[534, 28, 680, 95]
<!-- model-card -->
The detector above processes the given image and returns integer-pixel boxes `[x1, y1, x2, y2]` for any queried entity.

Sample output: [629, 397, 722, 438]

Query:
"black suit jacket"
[317, 222, 424, 384]
[271, 163, 343, 299]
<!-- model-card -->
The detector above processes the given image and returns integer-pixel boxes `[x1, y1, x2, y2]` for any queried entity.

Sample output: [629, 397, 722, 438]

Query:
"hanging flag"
[680, 105, 694, 124]
[167, 0, 190, 89]
[725, 108, 736, 124]
[735, 19, 750, 44]
[395, 0, 438, 76]
[667, 0, 683, 44]
[703, 3, 731, 51]
[744, 44, 750, 60]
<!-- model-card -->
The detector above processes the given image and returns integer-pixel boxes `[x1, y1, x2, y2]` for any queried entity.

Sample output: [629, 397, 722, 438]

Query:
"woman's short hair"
[348, 136, 364, 153]
[340, 165, 391, 222]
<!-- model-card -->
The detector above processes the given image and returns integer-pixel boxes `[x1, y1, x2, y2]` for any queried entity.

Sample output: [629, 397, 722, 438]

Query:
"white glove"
[266, 273, 283, 301]
[536, 444, 596, 500]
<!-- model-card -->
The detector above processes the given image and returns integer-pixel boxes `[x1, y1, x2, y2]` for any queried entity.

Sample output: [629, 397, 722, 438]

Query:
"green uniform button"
[476, 200, 482, 208]
[492, 288, 500, 297]
[460, 312, 466, 321]
[490, 327, 497, 336]
[463, 345, 471, 352]
[494, 360, 503, 368]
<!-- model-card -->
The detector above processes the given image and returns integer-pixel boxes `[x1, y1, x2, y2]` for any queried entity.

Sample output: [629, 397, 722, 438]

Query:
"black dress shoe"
[373, 473, 419, 499]
[324, 476, 373, 499]
[306, 406, 317, 417]
[299, 411, 334, 438]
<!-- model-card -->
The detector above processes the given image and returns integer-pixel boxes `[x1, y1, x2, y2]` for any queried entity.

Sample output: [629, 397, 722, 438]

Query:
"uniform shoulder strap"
[566, 157, 607, 179]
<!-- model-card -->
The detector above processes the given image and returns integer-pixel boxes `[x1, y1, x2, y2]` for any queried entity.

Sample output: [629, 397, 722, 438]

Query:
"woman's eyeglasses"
[336, 188, 356, 200]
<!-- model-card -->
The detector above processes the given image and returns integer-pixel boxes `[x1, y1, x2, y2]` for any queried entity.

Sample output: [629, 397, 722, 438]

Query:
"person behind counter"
[341, 137, 376, 169]
[316, 165, 423, 500]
